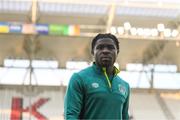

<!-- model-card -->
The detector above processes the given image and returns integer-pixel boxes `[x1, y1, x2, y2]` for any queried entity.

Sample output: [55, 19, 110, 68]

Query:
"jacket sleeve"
[122, 84, 130, 120]
[64, 73, 84, 120]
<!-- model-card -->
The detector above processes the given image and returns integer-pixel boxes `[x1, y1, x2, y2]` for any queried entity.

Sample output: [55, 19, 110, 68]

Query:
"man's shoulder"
[76, 65, 94, 76]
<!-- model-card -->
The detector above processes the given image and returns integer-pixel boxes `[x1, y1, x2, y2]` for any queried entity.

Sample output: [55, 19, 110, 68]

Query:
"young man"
[64, 33, 130, 119]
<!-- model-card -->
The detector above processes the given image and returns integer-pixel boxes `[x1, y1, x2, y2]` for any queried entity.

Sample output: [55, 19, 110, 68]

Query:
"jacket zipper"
[102, 67, 112, 90]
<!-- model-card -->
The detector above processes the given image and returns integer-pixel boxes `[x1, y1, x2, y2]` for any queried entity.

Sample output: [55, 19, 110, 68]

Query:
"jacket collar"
[92, 62, 120, 76]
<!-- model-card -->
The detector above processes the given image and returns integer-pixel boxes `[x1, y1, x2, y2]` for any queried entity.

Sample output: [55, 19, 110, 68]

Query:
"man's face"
[93, 38, 118, 67]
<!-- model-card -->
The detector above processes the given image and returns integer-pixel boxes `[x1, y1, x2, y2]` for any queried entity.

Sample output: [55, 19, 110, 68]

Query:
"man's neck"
[94, 62, 114, 76]
[105, 66, 114, 76]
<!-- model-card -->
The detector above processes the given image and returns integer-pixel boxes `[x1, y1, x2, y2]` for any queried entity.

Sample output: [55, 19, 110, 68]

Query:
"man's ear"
[117, 49, 119, 54]
[91, 50, 94, 55]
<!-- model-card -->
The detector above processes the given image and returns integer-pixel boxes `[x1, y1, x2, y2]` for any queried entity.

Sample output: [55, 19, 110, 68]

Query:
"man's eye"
[96, 45, 115, 50]
[97, 46, 103, 49]
[108, 46, 115, 49]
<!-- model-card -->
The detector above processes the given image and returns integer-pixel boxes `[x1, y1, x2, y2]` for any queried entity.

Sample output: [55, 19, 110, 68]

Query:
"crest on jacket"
[92, 82, 99, 88]
[118, 84, 126, 96]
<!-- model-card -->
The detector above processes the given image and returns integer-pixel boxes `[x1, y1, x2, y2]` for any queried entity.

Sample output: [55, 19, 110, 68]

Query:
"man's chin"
[101, 61, 112, 67]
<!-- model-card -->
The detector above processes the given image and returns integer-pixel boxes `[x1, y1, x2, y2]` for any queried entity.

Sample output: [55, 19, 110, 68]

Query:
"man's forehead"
[96, 38, 115, 44]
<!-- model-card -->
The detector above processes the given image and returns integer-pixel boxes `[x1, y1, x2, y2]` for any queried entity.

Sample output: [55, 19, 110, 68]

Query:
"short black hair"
[91, 33, 119, 54]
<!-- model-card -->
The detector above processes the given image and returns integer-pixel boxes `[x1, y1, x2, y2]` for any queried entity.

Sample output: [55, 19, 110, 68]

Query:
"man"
[64, 33, 130, 120]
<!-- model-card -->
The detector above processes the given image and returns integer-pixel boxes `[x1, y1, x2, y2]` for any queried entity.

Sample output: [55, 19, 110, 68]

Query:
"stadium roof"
[0, 0, 180, 70]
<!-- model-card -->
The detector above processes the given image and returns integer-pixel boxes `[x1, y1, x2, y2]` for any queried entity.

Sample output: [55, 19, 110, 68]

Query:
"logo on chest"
[91, 82, 99, 88]
[118, 84, 126, 96]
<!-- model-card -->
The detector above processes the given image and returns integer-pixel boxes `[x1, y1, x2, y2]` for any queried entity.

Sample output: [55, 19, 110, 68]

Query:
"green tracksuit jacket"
[64, 64, 130, 120]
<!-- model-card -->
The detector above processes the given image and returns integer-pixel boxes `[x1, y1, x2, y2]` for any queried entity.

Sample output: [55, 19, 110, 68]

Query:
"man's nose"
[102, 47, 110, 54]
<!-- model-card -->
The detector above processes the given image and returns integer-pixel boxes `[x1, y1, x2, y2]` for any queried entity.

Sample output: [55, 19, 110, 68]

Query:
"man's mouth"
[101, 56, 111, 61]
